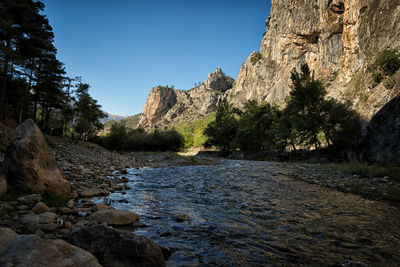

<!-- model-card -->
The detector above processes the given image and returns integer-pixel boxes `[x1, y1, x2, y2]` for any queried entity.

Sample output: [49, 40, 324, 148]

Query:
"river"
[94, 160, 400, 266]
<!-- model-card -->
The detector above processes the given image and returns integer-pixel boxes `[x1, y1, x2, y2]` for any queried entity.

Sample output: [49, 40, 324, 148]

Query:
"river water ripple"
[95, 160, 400, 266]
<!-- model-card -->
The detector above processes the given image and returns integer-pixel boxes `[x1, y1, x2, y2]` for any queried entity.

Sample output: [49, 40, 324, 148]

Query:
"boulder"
[17, 194, 42, 208]
[362, 95, 400, 166]
[89, 209, 139, 226]
[67, 225, 166, 267]
[0, 174, 6, 196]
[31, 202, 50, 214]
[95, 203, 114, 211]
[18, 212, 58, 233]
[2, 119, 70, 196]
[79, 188, 109, 198]
[0, 227, 100, 266]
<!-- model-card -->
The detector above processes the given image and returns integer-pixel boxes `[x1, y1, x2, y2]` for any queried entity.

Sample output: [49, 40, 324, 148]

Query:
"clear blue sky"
[42, 0, 271, 116]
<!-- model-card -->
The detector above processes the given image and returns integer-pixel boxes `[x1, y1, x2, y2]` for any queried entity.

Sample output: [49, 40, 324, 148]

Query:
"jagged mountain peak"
[138, 69, 234, 128]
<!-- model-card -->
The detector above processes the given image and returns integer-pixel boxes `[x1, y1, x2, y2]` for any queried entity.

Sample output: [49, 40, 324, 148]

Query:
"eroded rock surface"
[362, 95, 400, 165]
[226, 0, 400, 119]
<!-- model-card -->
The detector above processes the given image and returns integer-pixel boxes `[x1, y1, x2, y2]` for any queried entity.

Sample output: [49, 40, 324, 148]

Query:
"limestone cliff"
[139, 68, 234, 128]
[227, 0, 400, 119]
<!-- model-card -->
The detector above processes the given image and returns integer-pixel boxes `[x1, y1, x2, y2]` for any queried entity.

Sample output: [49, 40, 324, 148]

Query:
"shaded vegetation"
[0, 1, 105, 138]
[97, 124, 184, 152]
[368, 49, 400, 87]
[204, 64, 361, 158]
[330, 162, 400, 182]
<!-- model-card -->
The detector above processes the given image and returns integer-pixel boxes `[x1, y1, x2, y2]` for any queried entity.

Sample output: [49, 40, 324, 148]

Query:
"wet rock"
[0, 227, 100, 266]
[67, 225, 165, 267]
[31, 202, 50, 214]
[158, 244, 172, 260]
[17, 194, 42, 208]
[0, 174, 6, 196]
[2, 119, 70, 196]
[174, 214, 189, 223]
[89, 209, 139, 226]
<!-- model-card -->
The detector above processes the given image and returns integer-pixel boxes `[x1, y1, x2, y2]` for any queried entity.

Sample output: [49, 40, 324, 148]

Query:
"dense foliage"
[0, 0, 105, 138]
[98, 123, 184, 152]
[368, 49, 400, 88]
[204, 64, 361, 157]
[173, 114, 215, 148]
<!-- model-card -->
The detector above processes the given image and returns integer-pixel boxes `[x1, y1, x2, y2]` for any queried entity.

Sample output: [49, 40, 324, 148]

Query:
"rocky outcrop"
[2, 119, 70, 196]
[227, 0, 400, 119]
[139, 68, 234, 128]
[205, 67, 234, 92]
[362, 95, 400, 166]
[0, 227, 100, 266]
[142, 86, 177, 127]
[67, 225, 166, 267]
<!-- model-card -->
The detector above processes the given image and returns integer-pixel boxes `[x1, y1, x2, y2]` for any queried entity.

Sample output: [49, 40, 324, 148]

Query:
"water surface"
[95, 160, 400, 266]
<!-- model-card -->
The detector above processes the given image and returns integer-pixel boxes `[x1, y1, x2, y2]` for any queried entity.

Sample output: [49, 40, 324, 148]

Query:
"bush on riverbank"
[97, 123, 184, 152]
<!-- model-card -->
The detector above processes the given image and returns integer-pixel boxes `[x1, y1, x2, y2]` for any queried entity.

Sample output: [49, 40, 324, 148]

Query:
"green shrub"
[42, 191, 68, 207]
[369, 49, 400, 87]
[250, 52, 262, 65]
[98, 125, 184, 152]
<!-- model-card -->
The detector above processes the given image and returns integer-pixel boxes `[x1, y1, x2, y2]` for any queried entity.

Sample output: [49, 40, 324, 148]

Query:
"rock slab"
[0, 227, 100, 266]
[67, 225, 165, 267]
[362, 95, 400, 166]
[2, 119, 70, 196]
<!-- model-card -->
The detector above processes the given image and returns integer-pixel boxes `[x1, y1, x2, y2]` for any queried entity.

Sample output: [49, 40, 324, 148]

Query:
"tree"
[286, 64, 326, 150]
[0, 0, 52, 121]
[204, 98, 238, 155]
[234, 100, 276, 152]
[285, 63, 361, 154]
[73, 83, 106, 140]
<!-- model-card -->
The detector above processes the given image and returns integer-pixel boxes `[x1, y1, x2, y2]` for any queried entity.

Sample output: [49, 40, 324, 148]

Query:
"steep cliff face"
[139, 68, 234, 128]
[227, 0, 400, 119]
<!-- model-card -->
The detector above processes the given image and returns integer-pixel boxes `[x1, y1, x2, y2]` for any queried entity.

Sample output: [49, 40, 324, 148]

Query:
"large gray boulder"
[362, 95, 400, 166]
[2, 119, 70, 196]
[0, 227, 100, 266]
[67, 225, 166, 267]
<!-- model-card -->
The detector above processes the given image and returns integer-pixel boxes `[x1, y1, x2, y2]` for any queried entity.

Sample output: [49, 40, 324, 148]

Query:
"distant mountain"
[100, 112, 125, 124]
[138, 67, 234, 129]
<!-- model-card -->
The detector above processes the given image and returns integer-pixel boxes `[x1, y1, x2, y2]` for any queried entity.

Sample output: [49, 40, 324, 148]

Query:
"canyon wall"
[227, 0, 400, 119]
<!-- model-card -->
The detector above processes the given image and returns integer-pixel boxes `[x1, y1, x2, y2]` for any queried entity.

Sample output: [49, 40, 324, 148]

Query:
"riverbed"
[94, 160, 400, 266]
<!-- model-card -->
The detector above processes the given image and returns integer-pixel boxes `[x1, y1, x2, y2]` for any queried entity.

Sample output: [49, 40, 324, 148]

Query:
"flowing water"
[94, 160, 400, 266]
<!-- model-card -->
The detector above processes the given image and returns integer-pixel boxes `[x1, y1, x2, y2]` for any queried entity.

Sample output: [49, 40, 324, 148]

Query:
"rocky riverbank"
[1, 121, 399, 265]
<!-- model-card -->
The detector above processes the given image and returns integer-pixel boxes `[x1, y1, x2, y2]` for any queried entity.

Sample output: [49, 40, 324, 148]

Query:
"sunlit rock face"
[227, 0, 400, 119]
[139, 68, 234, 128]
